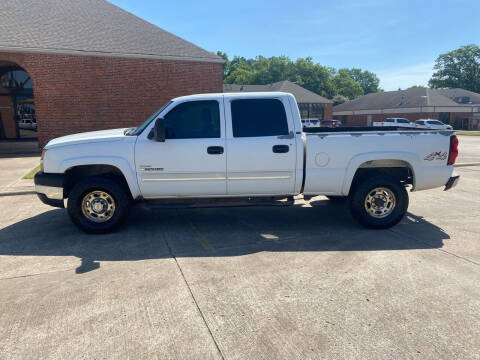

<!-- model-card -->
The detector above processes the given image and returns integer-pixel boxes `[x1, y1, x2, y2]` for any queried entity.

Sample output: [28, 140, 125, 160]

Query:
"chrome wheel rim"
[364, 187, 396, 219]
[81, 191, 116, 223]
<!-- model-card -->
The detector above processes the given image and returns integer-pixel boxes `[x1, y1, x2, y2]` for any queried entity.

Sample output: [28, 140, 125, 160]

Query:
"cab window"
[164, 100, 220, 139]
[231, 99, 289, 137]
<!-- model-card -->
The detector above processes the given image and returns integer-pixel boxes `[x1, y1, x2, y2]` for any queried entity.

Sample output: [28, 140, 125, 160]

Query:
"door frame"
[223, 93, 299, 196]
[134, 96, 228, 198]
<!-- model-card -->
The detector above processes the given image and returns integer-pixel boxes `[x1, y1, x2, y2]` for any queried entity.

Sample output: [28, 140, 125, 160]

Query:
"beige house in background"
[333, 88, 480, 129]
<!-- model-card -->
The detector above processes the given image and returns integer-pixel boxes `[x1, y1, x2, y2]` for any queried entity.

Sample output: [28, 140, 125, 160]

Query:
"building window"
[311, 104, 324, 119]
[298, 103, 324, 119]
[298, 103, 309, 119]
[0, 68, 36, 140]
[439, 112, 450, 124]
[342, 115, 348, 125]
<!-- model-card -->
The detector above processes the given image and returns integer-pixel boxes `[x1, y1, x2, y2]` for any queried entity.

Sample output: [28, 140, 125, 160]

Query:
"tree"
[429, 44, 480, 93]
[342, 68, 382, 94]
[222, 55, 255, 83]
[251, 55, 291, 84]
[216, 51, 231, 79]
[217, 52, 380, 100]
[407, 85, 426, 89]
[333, 69, 364, 99]
[286, 57, 336, 98]
[224, 67, 254, 84]
[332, 95, 348, 106]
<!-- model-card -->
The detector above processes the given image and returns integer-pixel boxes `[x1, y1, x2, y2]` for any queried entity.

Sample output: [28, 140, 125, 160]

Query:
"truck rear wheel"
[349, 176, 408, 229]
[67, 176, 130, 233]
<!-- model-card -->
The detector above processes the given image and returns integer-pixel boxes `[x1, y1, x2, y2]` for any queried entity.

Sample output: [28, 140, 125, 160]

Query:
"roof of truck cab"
[171, 92, 295, 102]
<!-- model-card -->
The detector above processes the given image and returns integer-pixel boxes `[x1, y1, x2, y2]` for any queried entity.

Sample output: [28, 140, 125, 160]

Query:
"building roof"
[0, 0, 223, 63]
[434, 88, 480, 105]
[223, 81, 332, 104]
[333, 88, 480, 113]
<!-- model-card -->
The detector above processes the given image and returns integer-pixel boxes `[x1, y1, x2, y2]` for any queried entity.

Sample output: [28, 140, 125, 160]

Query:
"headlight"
[40, 149, 46, 172]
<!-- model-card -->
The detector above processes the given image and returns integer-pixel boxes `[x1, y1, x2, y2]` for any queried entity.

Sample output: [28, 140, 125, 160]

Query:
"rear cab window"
[230, 98, 290, 137]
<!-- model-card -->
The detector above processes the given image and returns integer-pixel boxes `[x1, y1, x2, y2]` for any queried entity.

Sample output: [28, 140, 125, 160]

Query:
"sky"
[109, 0, 480, 91]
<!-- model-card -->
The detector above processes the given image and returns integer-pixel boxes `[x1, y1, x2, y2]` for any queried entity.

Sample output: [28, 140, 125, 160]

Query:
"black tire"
[326, 195, 347, 202]
[348, 176, 408, 229]
[67, 176, 130, 233]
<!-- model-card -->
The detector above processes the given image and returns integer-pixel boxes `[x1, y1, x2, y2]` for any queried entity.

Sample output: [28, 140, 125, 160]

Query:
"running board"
[141, 196, 295, 209]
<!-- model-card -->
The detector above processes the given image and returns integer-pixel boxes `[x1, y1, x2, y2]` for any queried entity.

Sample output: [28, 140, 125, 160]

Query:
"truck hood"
[45, 128, 129, 149]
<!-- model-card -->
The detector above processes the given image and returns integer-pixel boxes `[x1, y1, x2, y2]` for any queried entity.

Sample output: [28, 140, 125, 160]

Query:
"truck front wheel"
[67, 176, 130, 233]
[349, 176, 408, 229]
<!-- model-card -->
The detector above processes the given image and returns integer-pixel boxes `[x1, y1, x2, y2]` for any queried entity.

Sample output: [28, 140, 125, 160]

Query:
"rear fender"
[342, 152, 420, 195]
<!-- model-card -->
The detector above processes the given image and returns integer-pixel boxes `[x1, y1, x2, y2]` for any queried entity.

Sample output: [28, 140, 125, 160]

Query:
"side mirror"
[148, 117, 166, 142]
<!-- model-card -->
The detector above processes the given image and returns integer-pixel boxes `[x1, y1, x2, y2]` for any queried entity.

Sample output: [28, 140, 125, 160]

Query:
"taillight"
[448, 135, 459, 165]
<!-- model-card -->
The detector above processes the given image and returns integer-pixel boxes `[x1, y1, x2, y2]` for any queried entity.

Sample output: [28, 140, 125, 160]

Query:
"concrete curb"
[0, 190, 36, 197]
[0, 153, 41, 159]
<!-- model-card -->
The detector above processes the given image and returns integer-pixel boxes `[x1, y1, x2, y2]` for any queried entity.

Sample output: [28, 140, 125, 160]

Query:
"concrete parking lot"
[457, 135, 480, 164]
[0, 137, 479, 359]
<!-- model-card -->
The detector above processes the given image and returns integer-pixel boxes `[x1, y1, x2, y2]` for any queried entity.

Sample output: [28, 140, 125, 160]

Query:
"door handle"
[207, 146, 224, 155]
[272, 145, 289, 153]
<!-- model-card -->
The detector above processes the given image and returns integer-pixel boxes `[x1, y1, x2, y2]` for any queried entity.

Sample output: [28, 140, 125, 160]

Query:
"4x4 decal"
[424, 151, 447, 161]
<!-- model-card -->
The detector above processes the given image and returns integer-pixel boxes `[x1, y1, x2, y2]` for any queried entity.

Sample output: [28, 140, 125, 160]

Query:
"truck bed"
[303, 126, 428, 133]
[302, 128, 454, 196]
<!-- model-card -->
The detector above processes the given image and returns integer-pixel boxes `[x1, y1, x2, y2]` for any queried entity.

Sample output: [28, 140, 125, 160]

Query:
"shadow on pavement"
[0, 199, 450, 273]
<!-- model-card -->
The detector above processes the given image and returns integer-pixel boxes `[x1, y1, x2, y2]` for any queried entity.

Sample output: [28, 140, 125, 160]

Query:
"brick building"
[333, 88, 480, 130]
[0, 0, 223, 146]
[223, 81, 333, 120]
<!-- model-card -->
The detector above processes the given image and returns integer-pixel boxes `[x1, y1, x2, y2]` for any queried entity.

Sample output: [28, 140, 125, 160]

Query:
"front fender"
[341, 151, 421, 195]
[59, 156, 141, 198]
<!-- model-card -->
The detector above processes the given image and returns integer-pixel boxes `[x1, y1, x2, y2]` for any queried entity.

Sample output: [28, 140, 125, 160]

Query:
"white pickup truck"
[35, 92, 460, 233]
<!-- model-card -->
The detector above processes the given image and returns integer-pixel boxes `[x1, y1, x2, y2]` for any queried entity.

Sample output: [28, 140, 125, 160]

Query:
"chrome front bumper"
[35, 184, 63, 200]
[34, 172, 65, 208]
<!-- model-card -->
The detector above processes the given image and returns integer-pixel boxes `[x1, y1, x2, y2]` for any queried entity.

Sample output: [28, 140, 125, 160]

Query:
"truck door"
[134, 99, 227, 198]
[225, 96, 297, 195]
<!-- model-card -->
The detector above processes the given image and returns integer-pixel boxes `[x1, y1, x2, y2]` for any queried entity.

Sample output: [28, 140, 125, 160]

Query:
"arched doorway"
[0, 62, 36, 141]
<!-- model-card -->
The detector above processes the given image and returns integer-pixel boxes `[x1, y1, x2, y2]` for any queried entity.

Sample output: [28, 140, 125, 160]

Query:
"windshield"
[126, 101, 172, 136]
